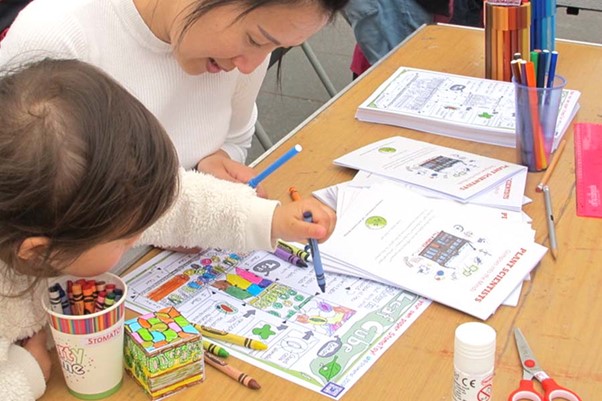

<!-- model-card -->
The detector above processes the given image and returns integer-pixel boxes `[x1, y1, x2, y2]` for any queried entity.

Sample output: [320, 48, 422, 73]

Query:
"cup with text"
[42, 272, 127, 399]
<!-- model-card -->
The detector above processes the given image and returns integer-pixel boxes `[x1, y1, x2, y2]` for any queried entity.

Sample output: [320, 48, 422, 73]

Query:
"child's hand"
[272, 198, 336, 244]
[22, 330, 52, 382]
[196, 150, 268, 198]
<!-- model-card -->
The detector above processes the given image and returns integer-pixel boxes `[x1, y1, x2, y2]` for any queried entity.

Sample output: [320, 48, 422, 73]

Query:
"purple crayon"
[273, 247, 308, 268]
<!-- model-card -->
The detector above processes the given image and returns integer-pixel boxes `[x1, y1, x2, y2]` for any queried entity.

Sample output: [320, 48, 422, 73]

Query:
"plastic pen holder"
[513, 75, 565, 172]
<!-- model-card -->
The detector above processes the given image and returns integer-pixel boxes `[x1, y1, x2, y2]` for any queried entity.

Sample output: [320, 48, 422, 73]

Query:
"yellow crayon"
[194, 324, 268, 351]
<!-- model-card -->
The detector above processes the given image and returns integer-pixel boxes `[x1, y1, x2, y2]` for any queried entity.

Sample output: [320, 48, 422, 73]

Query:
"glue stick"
[452, 322, 496, 401]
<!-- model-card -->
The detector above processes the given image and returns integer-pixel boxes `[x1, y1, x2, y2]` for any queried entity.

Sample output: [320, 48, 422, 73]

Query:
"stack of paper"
[356, 66, 580, 150]
[313, 136, 546, 320]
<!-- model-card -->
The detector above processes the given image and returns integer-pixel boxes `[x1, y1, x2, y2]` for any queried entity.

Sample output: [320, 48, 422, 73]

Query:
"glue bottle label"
[452, 369, 493, 401]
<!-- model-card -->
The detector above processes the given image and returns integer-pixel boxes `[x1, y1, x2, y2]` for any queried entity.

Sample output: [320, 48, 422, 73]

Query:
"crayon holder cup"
[513, 75, 566, 172]
[41, 273, 127, 400]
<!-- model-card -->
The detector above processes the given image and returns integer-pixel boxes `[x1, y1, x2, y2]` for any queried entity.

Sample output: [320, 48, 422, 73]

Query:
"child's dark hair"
[0, 58, 179, 278]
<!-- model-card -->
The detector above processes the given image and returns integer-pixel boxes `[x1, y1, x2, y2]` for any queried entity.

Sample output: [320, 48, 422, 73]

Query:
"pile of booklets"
[355, 66, 580, 151]
[313, 136, 547, 320]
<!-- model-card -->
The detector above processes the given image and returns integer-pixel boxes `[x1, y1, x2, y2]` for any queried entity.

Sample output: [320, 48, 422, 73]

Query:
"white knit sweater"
[0, 168, 279, 400]
[0, 0, 270, 169]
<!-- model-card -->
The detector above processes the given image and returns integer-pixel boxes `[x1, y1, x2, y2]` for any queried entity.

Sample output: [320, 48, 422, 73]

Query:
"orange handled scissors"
[508, 328, 581, 401]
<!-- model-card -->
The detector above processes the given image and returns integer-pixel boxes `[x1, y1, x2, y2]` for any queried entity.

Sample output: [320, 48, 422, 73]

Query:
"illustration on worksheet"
[124, 248, 430, 400]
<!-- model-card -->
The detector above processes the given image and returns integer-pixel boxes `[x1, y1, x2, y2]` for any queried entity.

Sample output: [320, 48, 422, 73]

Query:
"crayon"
[303, 211, 326, 293]
[203, 339, 230, 358]
[288, 186, 302, 202]
[95, 291, 106, 312]
[277, 240, 310, 262]
[82, 283, 95, 314]
[103, 292, 116, 309]
[273, 247, 308, 268]
[195, 324, 268, 351]
[113, 288, 123, 302]
[204, 353, 261, 390]
[48, 284, 63, 313]
[56, 284, 71, 315]
[71, 283, 84, 315]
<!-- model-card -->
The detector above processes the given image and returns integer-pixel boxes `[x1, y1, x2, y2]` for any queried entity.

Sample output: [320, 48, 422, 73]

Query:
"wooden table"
[42, 24, 602, 401]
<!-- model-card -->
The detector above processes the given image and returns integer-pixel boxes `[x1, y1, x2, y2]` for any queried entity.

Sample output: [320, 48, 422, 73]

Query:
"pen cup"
[42, 273, 127, 400]
[513, 75, 566, 172]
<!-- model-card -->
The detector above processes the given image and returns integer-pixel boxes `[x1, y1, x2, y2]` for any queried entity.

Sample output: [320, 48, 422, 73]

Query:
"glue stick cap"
[454, 322, 496, 375]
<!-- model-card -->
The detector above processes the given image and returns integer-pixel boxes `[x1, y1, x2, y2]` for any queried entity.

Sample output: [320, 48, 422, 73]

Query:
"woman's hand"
[196, 150, 267, 198]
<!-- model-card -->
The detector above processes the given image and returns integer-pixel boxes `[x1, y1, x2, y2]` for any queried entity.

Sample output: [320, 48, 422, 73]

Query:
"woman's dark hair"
[0, 58, 179, 278]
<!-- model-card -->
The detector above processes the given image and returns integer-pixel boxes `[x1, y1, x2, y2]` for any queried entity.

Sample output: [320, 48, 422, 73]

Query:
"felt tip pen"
[273, 247, 308, 268]
[248, 144, 302, 188]
[302, 211, 326, 292]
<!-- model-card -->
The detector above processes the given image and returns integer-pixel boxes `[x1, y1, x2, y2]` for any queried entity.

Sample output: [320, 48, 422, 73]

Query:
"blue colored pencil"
[248, 144, 302, 188]
[302, 211, 326, 293]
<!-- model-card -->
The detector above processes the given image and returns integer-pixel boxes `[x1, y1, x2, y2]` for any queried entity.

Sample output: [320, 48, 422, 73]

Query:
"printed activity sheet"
[334, 136, 527, 201]
[319, 182, 547, 320]
[123, 249, 431, 399]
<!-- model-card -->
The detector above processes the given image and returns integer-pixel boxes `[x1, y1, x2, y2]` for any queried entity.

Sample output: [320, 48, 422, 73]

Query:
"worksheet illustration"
[124, 249, 431, 399]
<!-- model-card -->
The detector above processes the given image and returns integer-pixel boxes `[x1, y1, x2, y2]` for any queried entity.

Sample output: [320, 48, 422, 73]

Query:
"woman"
[0, 0, 344, 253]
[0, 0, 347, 184]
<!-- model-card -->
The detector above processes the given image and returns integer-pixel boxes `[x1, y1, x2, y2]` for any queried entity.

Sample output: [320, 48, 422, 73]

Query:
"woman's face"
[170, 2, 329, 75]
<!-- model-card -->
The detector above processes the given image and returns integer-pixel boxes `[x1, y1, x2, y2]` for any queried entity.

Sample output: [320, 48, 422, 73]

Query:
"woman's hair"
[180, 0, 350, 38]
[0, 58, 179, 278]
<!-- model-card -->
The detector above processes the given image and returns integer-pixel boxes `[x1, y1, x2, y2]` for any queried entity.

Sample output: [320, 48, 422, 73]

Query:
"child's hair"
[0, 58, 179, 278]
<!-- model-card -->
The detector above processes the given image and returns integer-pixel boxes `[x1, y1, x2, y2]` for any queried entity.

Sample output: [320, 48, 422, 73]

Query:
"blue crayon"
[302, 211, 326, 293]
[56, 284, 71, 315]
[248, 144, 302, 188]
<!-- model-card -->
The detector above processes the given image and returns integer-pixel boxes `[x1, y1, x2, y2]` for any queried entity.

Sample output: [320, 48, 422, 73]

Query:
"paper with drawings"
[319, 182, 547, 320]
[334, 136, 527, 202]
[123, 248, 430, 399]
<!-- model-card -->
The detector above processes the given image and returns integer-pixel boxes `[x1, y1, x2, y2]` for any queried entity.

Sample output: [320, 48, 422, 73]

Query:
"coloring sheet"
[123, 249, 431, 399]
[334, 136, 527, 201]
[356, 66, 580, 149]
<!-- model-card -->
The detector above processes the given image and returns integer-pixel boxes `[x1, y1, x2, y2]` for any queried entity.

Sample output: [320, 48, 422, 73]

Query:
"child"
[0, 58, 335, 400]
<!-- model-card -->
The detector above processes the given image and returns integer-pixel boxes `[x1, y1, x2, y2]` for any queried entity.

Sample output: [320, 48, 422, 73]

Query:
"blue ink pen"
[302, 211, 326, 292]
[248, 144, 302, 188]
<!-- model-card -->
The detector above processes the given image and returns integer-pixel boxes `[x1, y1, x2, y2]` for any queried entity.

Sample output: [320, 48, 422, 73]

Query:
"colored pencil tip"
[248, 379, 262, 390]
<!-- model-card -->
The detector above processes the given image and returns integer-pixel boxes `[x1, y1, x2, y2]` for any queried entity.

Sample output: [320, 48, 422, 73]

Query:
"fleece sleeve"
[139, 169, 279, 252]
[0, 339, 46, 401]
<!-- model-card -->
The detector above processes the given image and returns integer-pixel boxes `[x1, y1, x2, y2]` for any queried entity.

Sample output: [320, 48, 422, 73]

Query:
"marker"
[277, 240, 310, 262]
[303, 211, 326, 293]
[203, 339, 230, 358]
[273, 247, 308, 268]
[204, 353, 261, 390]
[247, 144, 302, 188]
[195, 324, 268, 351]
[545, 51, 558, 89]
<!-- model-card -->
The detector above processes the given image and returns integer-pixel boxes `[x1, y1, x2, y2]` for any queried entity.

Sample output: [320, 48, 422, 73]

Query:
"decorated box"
[124, 307, 204, 400]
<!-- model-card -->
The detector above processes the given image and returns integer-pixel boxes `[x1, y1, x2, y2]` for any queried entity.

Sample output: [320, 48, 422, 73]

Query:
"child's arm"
[139, 169, 336, 252]
[0, 336, 47, 401]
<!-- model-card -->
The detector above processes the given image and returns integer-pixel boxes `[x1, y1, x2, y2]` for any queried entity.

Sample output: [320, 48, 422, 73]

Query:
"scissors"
[508, 328, 582, 401]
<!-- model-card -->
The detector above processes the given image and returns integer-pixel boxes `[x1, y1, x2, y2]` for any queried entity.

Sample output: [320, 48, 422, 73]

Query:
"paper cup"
[42, 273, 127, 400]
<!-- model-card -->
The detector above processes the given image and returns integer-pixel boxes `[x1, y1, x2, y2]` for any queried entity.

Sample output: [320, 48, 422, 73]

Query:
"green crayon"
[203, 339, 230, 358]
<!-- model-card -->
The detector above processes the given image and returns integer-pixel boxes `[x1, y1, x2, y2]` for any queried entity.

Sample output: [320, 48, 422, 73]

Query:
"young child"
[0, 59, 335, 400]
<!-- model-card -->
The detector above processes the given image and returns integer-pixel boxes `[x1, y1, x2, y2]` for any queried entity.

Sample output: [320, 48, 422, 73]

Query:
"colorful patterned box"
[124, 307, 204, 400]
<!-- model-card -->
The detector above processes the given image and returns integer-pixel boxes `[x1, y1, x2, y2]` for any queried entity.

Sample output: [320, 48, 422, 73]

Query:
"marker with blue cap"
[248, 144, 302, 188]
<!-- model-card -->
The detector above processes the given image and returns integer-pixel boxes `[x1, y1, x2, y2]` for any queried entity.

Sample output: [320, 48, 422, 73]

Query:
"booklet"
[333, 136, 527, 202]
[319, 182, 547, 320]
[356, 66, 580, 150]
